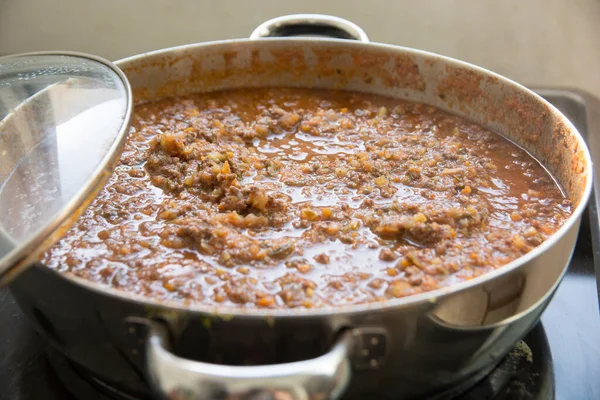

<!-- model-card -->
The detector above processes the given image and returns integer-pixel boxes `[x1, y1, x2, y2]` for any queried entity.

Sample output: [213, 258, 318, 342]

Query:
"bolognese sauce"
[42, 88, 571, 309]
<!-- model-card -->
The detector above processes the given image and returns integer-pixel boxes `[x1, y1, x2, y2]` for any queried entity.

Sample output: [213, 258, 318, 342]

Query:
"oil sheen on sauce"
[42, 88, 572, 309]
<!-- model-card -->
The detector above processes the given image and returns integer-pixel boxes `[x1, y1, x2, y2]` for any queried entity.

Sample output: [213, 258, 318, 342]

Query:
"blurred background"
[1, 0, 599, 97]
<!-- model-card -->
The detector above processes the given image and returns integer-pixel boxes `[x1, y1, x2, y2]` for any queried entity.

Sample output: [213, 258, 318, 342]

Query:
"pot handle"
[146, 322, 353, 400]
[250, 14, 370, 43]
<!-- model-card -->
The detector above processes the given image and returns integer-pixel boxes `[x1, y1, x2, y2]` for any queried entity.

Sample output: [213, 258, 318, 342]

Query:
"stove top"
[1, 89, 599, 400]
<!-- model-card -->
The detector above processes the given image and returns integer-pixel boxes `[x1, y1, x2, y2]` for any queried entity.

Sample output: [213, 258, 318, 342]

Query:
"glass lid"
[0, 52, 132, 285]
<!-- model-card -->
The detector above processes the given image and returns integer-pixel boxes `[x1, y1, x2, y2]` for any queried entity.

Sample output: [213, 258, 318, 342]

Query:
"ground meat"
[379, 248, 398, 262]
[42, 88, 572, 309]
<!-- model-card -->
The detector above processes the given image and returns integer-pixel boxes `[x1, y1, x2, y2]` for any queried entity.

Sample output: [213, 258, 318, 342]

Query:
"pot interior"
[36, 38, 590, 317]
[118, 39, 591, 208]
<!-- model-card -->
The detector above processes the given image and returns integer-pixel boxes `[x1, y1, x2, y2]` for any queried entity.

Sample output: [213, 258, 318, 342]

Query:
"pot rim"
[40, 37, 594, 319]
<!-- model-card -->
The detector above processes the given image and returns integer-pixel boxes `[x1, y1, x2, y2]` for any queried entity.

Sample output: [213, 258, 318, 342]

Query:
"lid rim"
[0, 51, 133, 286]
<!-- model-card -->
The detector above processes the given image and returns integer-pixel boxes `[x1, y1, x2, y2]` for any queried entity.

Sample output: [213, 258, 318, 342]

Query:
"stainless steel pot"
[9, 14, 593, 400]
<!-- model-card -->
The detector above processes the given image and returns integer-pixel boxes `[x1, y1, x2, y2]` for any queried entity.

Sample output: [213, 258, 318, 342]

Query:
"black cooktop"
[1, 89, 599, 400]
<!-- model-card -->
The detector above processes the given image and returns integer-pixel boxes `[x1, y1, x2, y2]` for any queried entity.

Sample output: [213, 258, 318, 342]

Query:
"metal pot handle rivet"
[146, 322, 353, 400]
[249, 14, 370, 43]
